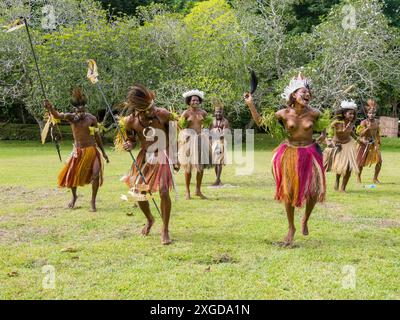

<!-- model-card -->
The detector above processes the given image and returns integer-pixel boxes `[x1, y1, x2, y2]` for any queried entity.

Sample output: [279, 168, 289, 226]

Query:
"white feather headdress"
[340, 100, 357, 110]
[281, 72, 312, 102]
[182, 89, 205, 100]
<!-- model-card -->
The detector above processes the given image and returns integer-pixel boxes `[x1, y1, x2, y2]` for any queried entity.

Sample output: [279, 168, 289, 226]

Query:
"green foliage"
[260, 108, 287, 140]
[96, 0, 203, 16]
[314, 108, 332, 133]
[178, 116, 189, 128]
[0, 0, 399, 130]
[202, 114, 213, 128]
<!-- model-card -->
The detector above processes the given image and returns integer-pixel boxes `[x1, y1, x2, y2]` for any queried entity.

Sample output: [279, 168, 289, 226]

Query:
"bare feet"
[185, 191, 191, 200]
[211, 180, 222, 187]
[373, 179, 381, 184]
[195, 191, 207, 199]
[68, 195, 78, 209]
[356, 176, 362, 184]
[334, 181, 339, 191]
[90, 200, 96, 212]
[283, 227, 296, 247]
[141, 218, 154, 236]
[161, 230, 172, 245]
[301, 219, 309, 236]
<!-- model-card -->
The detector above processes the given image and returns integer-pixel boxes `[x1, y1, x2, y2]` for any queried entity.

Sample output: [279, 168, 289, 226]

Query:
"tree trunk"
[391, 100, 398, 118]
[34, 115, 44, 137]
[19, 105, 26, 124]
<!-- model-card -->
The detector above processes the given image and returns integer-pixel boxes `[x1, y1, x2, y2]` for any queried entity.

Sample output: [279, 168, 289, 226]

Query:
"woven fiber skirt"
[272, 142, 326, 208]
[323, 139, 359, 175]
[58, 145, 103, 188]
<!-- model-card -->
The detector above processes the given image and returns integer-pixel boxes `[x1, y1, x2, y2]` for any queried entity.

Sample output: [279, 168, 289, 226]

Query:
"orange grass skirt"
[272, 142, 326, 208]
[57, 146, 103, 188]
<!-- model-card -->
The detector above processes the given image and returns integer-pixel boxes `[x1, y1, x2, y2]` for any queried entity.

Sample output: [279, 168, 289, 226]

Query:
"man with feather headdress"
[43, 87, 109, 212]
[356, 99, 382, 184]
[119, 84, 176, 245]
[209, 99, 230, 186]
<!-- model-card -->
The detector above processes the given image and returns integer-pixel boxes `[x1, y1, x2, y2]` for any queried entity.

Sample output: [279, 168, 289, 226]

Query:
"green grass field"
[0, 136, 399, 299]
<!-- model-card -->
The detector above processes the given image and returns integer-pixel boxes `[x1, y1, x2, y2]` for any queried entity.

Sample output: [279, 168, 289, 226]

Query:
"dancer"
[210, 100, 230, 186]
[120, 84, 174, 245]
[244, 73, 326, 247]
[178, 90, 212, 199]
[43, 87, 109, 212]
[356, 99, 382, 184]
[323, 100, 359, 192]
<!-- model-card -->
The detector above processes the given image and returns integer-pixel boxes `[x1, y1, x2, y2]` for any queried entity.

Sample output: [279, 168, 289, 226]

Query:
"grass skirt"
[272, 142, 326, 208]
[123, 148, 173, 193]
[356, 142, 381, 167]
[323, 139, 359, 175]
[178, 129, 211, 173]
[211, 138, 226, 165]
[58, 146, 103, 188]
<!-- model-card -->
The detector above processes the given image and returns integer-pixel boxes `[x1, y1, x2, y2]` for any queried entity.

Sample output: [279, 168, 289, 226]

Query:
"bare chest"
[284, 115, 314, 132]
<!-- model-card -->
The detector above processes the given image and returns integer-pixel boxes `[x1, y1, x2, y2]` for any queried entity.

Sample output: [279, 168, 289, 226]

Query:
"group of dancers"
[43, 73, 382, 246]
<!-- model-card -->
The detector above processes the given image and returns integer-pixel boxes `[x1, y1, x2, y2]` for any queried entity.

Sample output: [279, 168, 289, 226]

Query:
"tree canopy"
[0, 0, 399, 128]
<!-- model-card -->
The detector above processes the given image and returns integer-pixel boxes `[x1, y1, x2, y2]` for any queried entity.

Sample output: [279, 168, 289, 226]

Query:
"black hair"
[185, 95, 203, 105]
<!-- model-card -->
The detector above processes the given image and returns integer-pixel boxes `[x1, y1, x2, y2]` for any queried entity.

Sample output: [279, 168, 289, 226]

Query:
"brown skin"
[245, 87, 325, 247]
[330, 109, 356, 192]
[356, 110, 382, 184]
[123, 105, 173, 245]
[210, 107, 230, 186]
[43, 99, 109, 212]
[179, 95, 208, 200]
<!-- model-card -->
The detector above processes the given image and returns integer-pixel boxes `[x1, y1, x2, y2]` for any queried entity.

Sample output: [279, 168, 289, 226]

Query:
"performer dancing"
[323, 100, 359, 192]
[244, 73, 326, 247]
[120, 84, 174, 245]
[356, 99, 382, 184]
[43, 87, 109, 212]
[178, 90, 212, 199]
[210, 100, 230, 186]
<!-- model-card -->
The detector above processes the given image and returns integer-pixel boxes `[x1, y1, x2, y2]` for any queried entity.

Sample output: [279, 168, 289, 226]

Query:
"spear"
[87, 59, 162, 218]
[4, 17, 62, 161]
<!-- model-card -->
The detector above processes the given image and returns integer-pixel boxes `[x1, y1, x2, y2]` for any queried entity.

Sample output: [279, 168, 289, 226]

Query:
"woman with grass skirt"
[244, 73, 327, 247]
[323, 100, 359, 192]
[178, 90, 213, 200]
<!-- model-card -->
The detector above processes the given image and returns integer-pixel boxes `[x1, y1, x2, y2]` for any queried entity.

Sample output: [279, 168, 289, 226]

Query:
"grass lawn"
[0, 135, 399, 299]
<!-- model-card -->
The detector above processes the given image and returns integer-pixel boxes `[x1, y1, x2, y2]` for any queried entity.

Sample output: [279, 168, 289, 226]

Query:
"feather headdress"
[70, 87, 87, 107]
[281, 72, 311, 102]
[182, 89, 205, 100]
[126, 83, 155, 111]
[211, 97, 224, 111]
[340, 100, 357, 110]
[366, 99, 377, 114]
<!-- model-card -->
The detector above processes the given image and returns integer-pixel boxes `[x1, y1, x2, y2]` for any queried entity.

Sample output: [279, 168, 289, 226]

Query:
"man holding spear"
[117, 84, 175, 245]
[43, 88, 109, 212]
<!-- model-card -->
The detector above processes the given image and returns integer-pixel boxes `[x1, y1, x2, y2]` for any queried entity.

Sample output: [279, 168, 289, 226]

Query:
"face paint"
[190, 96, 200, 108]
[294, 88, 311, 107]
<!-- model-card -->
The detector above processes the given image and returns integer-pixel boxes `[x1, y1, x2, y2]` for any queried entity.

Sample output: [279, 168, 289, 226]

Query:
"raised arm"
[244, 92, 262, 127]
[43, 99, 74, 121]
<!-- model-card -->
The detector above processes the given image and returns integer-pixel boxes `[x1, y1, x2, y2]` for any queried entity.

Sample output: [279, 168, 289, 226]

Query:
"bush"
[0, 123, 115, 143]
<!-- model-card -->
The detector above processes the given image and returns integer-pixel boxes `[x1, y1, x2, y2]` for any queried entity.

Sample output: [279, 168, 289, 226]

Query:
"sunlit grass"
[0, 136, 399, 299]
